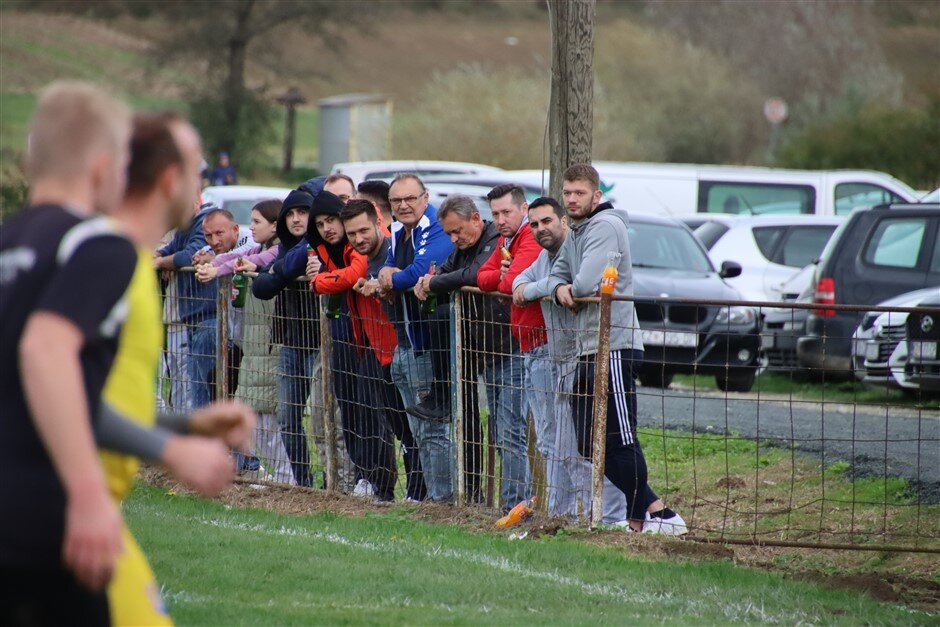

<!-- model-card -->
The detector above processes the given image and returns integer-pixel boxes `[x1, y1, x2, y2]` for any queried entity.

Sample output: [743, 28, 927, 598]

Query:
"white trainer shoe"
[352, 479, 376, 498]
[643, 511, 688, 536]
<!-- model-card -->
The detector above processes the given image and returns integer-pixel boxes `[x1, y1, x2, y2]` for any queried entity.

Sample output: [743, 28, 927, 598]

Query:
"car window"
[834, 183, 904, 215]
[863, 217, 928, 269]
[628, 223, 713, 273]
[698, 182, 815, 215]
[693, 222, 729, 250]
[751, 226, 786, 261]
[777, 226, 837, 268]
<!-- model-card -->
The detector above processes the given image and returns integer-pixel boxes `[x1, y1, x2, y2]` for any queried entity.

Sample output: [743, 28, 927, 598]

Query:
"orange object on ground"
[495, 497, 537, 528]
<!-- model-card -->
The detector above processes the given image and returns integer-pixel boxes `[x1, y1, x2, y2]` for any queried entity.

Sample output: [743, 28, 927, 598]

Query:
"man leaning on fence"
[376, 173, 455, 502]
[412, 194, 509, 504]
[344, 199, 428, 502]
[544, 164, 686, 535]
[154, 201, 218, 409]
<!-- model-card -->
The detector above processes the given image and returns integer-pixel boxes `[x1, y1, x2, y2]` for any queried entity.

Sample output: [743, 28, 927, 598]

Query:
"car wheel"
[716, 369, 756, 393]
[639, 370, 674, 389]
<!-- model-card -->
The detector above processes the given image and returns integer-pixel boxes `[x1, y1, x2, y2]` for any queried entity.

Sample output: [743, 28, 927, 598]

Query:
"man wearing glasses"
[374, 174, 455, 501]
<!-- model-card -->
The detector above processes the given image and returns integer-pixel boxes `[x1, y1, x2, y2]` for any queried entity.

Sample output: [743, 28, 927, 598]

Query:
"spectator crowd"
[165, 166, 687, 535]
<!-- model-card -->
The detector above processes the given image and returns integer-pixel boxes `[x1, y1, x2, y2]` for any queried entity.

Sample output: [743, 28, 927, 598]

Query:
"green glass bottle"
[232, 257, 247, 308]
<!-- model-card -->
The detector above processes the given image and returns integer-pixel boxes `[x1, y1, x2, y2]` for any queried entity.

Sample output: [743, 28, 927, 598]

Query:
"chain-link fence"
[157, 269, 940, 553]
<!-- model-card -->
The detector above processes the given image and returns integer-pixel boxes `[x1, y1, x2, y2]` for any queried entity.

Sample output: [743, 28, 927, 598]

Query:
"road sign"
[764, 98, 788, 125]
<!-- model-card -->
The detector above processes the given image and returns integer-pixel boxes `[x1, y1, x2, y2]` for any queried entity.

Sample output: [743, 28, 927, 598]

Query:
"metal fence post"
[590, 292, 613, 529]
[216, 275, 231, 401]
[453, 290, 466, 507]
[318, 294, 338, 493]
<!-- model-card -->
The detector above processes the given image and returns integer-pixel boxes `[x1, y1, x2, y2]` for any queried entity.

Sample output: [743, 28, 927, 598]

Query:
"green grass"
[672, 372, 938, 409]
[637, 428, 940, 547]
[124, 484, 928, 625]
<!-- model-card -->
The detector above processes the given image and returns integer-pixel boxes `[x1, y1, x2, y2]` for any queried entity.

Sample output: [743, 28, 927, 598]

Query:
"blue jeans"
[483, 351, 529, 509]
[525, 344, 559, 511]
[390, 346, 453, 502]
[189, 318, 217, 408]
[277, 346, 318, 487]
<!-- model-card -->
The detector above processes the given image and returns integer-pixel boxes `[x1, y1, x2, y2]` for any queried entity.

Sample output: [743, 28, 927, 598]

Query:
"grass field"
[125, 484, 931, 625]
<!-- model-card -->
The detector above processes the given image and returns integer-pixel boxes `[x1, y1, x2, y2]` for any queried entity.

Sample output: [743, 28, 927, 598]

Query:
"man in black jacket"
[412, 194, 516, 503]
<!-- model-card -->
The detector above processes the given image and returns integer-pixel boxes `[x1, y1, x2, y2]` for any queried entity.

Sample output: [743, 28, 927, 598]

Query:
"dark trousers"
[571, 348, 650, 521]
[357, 345, 427, 501]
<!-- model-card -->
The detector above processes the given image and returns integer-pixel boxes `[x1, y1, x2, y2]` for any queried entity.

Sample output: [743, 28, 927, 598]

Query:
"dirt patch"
[139, 467, 939, 611]
[716, 475, 747, 489]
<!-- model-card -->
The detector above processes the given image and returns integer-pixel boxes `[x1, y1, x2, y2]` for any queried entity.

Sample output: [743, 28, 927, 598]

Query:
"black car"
[797, 203, 940, 377]
[905, 294, 940, 394]
[627, 214, 760, 392]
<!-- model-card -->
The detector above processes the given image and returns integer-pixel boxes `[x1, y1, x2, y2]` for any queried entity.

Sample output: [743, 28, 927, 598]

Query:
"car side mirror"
[719, 260, 742, 279]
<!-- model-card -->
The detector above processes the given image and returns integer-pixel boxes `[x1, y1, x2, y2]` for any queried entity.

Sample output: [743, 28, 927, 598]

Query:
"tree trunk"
[547, 0, 595, 199]
[222, 0, 255, 152]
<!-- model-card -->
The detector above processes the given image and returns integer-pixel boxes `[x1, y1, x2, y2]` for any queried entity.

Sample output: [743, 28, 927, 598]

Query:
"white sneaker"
[403, 497, 422, 504]
[352, 479, 376, 498]
[643, 511, 688, 536]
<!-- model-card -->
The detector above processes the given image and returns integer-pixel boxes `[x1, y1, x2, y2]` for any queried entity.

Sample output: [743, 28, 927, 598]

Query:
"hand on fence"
[555, 284, 577, 310]
[234, 258, 256, 273]
[378, 266, 399, 291]
[413, 274, 432, 301]
[192, 250, 215, 265]
[189, 400, 256, 453]
[512, 282, 529, 307]
[305, 255, 322, 277]
[62, 483, 124, 591]
[161, 435, 236, 497]
[195, 264, 219, 283]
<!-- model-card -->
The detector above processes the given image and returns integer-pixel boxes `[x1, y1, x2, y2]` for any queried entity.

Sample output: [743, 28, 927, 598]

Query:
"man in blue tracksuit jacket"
[376, 174, 454, 502]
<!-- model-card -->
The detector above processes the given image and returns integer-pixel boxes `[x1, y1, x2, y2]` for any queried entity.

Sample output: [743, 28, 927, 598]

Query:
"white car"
[694, 215, 842, 302]
[852, 287, 939, 389]
[330, 160, 503, 186]
[202, 185, 292, 247]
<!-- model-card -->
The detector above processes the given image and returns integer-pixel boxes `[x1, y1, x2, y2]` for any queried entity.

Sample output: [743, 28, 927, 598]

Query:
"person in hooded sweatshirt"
[544, 164, 685, 536]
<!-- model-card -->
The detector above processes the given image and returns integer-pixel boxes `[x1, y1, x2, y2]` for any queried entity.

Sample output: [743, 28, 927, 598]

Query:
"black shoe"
[405, 398, 449, 422]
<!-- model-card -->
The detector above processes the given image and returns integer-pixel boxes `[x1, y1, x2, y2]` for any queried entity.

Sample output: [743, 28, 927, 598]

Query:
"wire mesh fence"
[157, 268, 940, 553]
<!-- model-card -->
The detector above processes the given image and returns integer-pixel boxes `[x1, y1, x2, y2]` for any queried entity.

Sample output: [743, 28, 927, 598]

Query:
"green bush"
[778, 100, 940, 190]
[188, 89, 277, 174]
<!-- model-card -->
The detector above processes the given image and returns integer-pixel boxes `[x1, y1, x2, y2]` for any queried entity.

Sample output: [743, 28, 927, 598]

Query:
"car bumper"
[642, 330, 760, 375]
[796, 334, 853, 375]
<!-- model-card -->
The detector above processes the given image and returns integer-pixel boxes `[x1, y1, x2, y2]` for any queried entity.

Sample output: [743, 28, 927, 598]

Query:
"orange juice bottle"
[495, 496, 537, 528]
[600, 252, 621, 294]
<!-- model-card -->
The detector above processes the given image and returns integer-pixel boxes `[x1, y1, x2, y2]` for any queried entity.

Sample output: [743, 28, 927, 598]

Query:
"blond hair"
[26, 81, 131, 182]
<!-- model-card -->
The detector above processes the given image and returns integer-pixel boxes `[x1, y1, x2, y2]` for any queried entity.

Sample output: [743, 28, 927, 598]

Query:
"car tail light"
[814, 277, 836, 317]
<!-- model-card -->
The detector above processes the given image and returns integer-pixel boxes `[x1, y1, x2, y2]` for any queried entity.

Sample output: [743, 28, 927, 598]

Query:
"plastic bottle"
[421, 261, 438, 314]
[232, 256, 247, 308]
[600, 252, 621, 295]
[495, 496, 537, 529]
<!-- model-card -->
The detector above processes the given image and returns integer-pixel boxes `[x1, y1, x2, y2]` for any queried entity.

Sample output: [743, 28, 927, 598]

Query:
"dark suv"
[797, 203, 940, 376]
[627, 214, 760, 392]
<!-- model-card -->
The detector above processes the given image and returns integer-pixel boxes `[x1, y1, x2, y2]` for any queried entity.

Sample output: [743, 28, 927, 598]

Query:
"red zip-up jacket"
[476, 224, 547, 353]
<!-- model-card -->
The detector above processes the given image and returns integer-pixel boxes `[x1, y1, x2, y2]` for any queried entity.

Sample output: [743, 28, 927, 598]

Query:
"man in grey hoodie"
[543, 164, 685, 535]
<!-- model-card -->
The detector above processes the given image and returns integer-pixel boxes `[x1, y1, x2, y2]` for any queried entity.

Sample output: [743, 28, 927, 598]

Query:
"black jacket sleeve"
[429, 229, 499, 294]
[251, 261, 290, 300]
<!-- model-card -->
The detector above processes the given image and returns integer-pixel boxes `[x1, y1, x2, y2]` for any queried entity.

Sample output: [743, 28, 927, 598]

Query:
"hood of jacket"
[276, 189, 315, 250]
[304, 190, 346, 268]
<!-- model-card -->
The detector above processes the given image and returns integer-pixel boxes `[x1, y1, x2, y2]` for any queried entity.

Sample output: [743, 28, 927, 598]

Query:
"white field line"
[129, 504, 886, 624]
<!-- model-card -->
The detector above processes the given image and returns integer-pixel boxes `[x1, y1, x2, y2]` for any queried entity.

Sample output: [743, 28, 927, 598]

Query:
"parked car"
[627, 214, 759, 392]
[797, 202, 940, 377]
[852, 288, 938, 389]
[330, 160, 503, 185]
[905, 293, 940, 394]
[202, 185, 291, 247]
[506, 163, 917, 218]
[694, 215, 842, 302]
[680, 213, 735, 232]
[760, 299, 810, 372]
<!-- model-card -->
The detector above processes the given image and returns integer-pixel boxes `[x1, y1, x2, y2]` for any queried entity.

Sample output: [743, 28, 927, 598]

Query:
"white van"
[504, 163, 918, 218]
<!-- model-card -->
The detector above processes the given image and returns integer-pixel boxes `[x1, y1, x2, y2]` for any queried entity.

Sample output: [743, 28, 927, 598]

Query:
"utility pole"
[277, 87, 307, 174]
[547, 0, 595, 199]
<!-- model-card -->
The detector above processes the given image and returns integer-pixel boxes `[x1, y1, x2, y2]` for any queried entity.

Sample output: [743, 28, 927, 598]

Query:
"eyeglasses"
[389, 192, 426, 206]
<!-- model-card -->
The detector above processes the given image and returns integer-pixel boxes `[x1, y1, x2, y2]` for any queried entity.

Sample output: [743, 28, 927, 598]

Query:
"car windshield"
[628, 222, 714, 272]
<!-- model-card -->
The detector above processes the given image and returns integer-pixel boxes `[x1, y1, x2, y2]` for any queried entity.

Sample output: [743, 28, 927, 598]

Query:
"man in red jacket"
[343, 199, 427, 502]
[475, 184, 552, 507]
